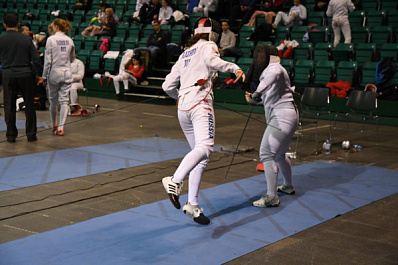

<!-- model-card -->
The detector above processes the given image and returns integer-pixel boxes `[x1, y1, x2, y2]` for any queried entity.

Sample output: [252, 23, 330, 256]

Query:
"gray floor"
[0, 96, 397, 264]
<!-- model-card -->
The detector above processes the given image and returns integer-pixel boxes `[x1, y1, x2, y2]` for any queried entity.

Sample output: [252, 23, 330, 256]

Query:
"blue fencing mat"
[0, 117, 46, 132]
[1, 161, 397, 264]
[0, 137, 220, 192]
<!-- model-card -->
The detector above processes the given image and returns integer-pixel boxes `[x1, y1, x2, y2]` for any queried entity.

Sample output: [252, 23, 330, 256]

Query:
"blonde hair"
[19, 25, 30, 33]
[52, 18, 71, 34]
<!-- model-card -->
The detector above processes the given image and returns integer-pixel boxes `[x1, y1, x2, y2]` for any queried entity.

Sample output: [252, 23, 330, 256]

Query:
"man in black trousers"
[0, 14, 43, 142]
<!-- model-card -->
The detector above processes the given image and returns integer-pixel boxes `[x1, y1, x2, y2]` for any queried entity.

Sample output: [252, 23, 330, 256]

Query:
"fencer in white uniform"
[70, 51, 85, 105]
[162, 17, 245, 225]
[42, 19, 75, 136]
[326, 0, 355, 48]
[245, 45, 299, 208]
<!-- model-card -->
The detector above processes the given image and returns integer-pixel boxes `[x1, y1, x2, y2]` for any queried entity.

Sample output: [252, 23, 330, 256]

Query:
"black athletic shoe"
[183, 202, 210, 225]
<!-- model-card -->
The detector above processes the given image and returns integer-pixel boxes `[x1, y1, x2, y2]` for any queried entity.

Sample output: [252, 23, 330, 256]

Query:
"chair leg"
[360, 118, 365, 147]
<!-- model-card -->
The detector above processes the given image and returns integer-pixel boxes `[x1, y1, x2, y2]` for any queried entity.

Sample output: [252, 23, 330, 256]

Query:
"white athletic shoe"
[182, 202, 210, 225]
[253, 194, 280, 207]
[162, 176, 183, 209]
[277, 184, 295, 195]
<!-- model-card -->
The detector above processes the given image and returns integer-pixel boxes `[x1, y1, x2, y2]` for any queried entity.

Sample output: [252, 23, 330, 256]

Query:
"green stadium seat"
[104, 58, 118, 73]
[355, 43, 376, 63]
[36, 0, 47, 9]
[331, 43, 354, 64]
[115, 22, 129, 38]
[110, 36, 124, 52]
[293, 42, 313, 61]
[307, 11, 325, 26]
[360, 61, 378, 87]
[293, 60, 314, 84]
[124, 36, 138, 50]
[308, 26, 331, 44]
[313, 43, 332, 62]
[274, 26, 289, 44]
[47, 0, 58, 10]
[77, 49, 91, 66]
[361, 0, 380, 12]
[349, 11, 366, 27]
[237, 39, 255, 58]
[290, 26, 307, 45]
[351, 26, 370, 44]
[380, 0, 397, 9]
[128, 24, 141, 39]
[386, 10, 398, 27]
[88, 50, 104, 70]
[366, 10, 386, 27]
[85, 35, 98, 51]
[336, 61, 358, 85]
[369, 26, 392, 49]
[281, 58, 294, 79]
[313, 60, 335, 85]
[239, 26, 255, 42]
[379, 43, 398, 61]
[237, 57, 253, 73]
[73, 34, 85, 50]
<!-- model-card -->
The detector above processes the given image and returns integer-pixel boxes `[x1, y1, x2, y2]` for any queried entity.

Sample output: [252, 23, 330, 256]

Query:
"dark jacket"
[0, 30, 42, 78]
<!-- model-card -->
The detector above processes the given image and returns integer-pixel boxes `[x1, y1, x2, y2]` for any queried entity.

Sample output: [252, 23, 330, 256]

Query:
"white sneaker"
[182, 202, 210, 225]
[253, 194, 280, 207]
[277, 184, 295, 195]
[162, 176, 183, 209]
[141, 80, 149, 85]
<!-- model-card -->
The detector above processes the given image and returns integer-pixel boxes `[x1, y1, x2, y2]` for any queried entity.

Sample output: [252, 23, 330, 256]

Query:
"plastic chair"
[351, 26, 370, 45]
[281, 59, 294, 79]
[238, 39, 255, 58]
[336, 61, 358, 85]
[290, 26, 308, 45]
[293, 42, 313, 61]
[331, 43, 354, 64]
[307, 11, 325, 26]
[336, 90, 379, 146]
[386, 10, 398, 27]
[366, 10, 386, 27]
[237, 57, 253, 73]
[379, 43, 398, 61]
[360, 61, 378, 87]
[313, 43, 332, 62]
[349, 11, 366, 27]
[355, 43, 376, 64]
[295, 87, 331, 155]
[313, 60, 335, 85]
[308, 26, 331, 44]
[293, 60, 314, 84]
[369, 26, 392, 49]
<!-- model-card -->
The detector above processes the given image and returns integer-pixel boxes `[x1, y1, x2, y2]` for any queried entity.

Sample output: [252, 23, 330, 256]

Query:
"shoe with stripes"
[253, 194, 280, 207]
[162, 176, 183, 209]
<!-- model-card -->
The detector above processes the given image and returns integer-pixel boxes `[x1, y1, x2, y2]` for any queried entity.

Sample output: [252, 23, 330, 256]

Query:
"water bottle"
[323, 138, 331, 155]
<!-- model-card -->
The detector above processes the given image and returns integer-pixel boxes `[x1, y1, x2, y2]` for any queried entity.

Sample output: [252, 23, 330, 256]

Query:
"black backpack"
[375, 57, 397, 86]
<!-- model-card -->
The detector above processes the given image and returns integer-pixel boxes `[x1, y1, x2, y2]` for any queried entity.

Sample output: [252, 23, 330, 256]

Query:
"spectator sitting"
[245, 10, 277, 26]
[113, 54, 146, 99]
[273, 0, 307, 27]
[134, 20, 167, 67]
[158, 0, 173, 25]
[230, 0, 257, 28]
[90, 2, 110, 24]
[81, 8, 117, 37]
[218, 21, 241, 59]
[193, 0, 217, 17]
[19, 25, 37, 49]
[70, 50, 85, 115]
[137, 0, 162, 25]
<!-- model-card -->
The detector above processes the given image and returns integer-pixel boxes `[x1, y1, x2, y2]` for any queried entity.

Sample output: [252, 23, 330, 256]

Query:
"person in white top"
[326, 0, 355, 48]
[158, 0, 173, 24]
[245, 45, 298, 208]
[162, 17, 245, 225]
[70, 50, 85, 112]
[193, 0, 216, 17]
[273, 0, 307, 27]
[42, 19, 75, 136]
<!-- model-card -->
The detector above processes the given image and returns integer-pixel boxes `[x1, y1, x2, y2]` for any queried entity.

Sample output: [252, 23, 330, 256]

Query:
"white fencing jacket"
[326, 0, 355, 19]
[163, 39, 240, 110]
[42, 31, 75, 80]
[71, 58, 85, 84]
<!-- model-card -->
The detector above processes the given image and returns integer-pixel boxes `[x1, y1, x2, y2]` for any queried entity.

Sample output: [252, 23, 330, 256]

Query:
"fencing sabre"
[223, 104, 256, 181]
